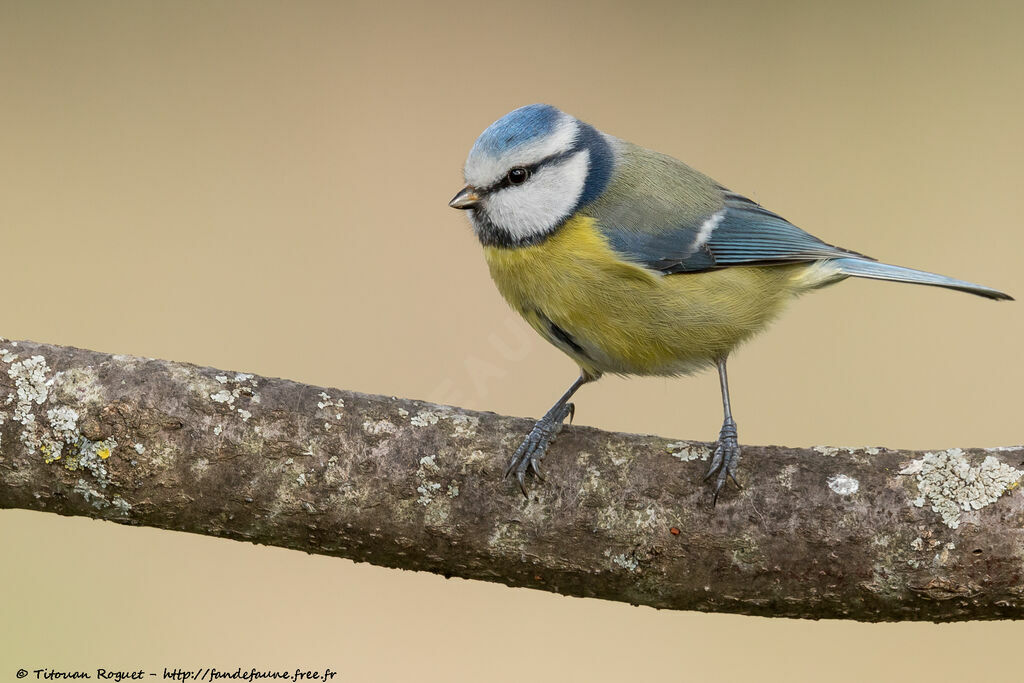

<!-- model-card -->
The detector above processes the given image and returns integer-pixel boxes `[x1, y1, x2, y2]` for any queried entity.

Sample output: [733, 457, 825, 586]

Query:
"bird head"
[450, 104, 614, 246]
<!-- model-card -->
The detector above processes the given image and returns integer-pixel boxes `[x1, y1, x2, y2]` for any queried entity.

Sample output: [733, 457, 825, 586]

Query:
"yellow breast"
[483, 215, 807, 377]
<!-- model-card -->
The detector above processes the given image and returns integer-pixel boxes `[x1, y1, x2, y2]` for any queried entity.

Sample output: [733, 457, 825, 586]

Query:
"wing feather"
[580, 141, 868, 274]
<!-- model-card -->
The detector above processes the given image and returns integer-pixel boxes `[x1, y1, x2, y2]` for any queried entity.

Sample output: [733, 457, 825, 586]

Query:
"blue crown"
[470, 104, 562, 158]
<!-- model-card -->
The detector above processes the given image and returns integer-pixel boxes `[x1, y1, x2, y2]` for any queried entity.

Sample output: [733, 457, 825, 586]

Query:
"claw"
[529, 458, 545, 481]
[503, 375, 591, 496]
[505, 439, 528, 479]
[703, 445, 724, 482]
[727, 470, 743, 489]
[505, 405, 572, 495]
[716, 468, 728, 495]
[704, 419, 741, 505]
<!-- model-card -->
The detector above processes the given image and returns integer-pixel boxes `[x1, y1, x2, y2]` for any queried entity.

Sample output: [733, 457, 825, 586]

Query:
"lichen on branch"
[1, 338, 1023, 622]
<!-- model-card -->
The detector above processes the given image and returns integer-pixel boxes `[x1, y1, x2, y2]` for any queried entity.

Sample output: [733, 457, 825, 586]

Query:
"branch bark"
[1, 338, 1022, 622]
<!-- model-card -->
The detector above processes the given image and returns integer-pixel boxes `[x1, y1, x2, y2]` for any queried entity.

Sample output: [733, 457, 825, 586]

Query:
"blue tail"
[828, 257, 1013, 301]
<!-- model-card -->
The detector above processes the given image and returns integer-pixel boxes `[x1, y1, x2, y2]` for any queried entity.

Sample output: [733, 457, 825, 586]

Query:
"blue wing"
[667, 191, 868, 274]
[577, 142, 1010, 299]
[582, 142, 868, 274]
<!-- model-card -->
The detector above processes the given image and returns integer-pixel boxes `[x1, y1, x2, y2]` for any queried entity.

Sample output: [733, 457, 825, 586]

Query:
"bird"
[448, 104, 1012, 503]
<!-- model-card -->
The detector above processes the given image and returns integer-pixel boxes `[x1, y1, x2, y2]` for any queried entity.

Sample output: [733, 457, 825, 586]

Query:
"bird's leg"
[704, 357, 742, 504]
[505, 373, 591, 497]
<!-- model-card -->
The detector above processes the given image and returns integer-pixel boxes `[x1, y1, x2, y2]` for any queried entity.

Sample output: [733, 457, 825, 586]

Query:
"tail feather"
[826, 257, 1013, 301]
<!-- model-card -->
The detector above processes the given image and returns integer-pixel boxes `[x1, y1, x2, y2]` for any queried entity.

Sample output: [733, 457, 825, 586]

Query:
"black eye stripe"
[480, 148, 578, 194]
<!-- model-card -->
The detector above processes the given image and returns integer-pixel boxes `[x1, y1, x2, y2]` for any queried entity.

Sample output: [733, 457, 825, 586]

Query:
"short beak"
[448, 185, 480, 210]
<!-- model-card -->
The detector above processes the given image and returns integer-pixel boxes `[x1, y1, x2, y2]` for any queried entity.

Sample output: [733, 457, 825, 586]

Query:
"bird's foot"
[704, 417, 742, 505]
[504, 402, 575, 497]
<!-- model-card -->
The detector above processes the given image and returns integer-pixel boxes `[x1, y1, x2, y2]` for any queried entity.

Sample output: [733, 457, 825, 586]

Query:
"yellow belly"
[483, 215, 811, 378]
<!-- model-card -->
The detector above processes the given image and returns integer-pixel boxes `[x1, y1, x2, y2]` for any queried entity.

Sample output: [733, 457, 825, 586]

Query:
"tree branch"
[1, 338, 1022, 621]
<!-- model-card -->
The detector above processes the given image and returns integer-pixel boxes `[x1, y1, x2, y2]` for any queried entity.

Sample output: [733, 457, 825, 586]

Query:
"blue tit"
[449, 104, 1012, 503]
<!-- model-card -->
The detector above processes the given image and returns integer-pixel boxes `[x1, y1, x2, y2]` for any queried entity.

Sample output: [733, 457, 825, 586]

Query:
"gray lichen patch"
[47, 405, 79, 438]
[362, 418, 398, 436]
[317, 391, 344, 412]
[901, 449, 1022, 529]
[40, 405, 79, 462]
[8, 355, 49, 420]
[488, 522, 526, 553]
[666, 441, 711, 462]
[204, 371, 260, 420]
[316, 392, 345, 430]
[65, 437, 118, 485]
[51, 366, 106, 406]
[210, 389, 234, 404]
[410, 410, 440, 427]
[814, 446, 883, 457]
[415, 454, 442, 505]
[408, 407, 479, 438]
[813, 445, 853, 457]
[608, 551, 639, 572]
[410, 453, 455, 527]
[827, 474, 860, 496]
[74, 478, 109, 509]
[633, 505, 661, 531]
[0, 349, 119, 486]
[777, 463, 798, 489]
[447, 413, 479, 439]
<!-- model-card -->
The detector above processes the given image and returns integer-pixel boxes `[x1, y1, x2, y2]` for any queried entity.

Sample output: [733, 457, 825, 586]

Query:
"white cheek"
[484, 150, 590, 240]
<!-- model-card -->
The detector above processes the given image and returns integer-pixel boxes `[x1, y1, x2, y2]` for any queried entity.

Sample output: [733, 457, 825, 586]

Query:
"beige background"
[2, 1, 1023, 680]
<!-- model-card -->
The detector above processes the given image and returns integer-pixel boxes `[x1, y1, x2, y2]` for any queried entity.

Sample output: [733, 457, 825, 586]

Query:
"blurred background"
[2, 1, 1022, 680]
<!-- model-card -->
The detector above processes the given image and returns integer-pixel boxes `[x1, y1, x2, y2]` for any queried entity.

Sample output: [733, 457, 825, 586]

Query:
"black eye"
[507, 167, 529, 185]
